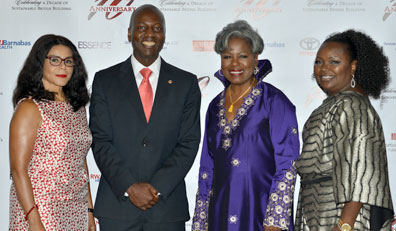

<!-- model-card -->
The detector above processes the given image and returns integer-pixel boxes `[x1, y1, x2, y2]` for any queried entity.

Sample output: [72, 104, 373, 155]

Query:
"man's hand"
[126, 183, 159, 210]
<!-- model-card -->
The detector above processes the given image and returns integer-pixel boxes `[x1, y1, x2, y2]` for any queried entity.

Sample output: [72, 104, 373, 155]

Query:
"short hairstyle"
[323, 29, 390, 99]
[214, 20, 264, 55]
[12, 34, 89, 111]
[129, 4, 166, 36]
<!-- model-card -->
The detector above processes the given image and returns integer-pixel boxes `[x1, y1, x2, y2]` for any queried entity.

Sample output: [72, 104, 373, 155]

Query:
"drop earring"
[253, 66, 259, 75]
[217, 69, 224, 77]
[350, 74, 356, 88]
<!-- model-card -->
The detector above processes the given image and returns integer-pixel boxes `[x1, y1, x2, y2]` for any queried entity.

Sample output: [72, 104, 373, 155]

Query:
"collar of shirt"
[131, 55, 161, 99]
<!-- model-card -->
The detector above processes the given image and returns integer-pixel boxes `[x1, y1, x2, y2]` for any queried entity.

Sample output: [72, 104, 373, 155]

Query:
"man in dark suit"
[89, 4, 201, 231]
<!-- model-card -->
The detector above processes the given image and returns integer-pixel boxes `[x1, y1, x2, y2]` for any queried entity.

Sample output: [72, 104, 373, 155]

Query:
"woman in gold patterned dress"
[295, 29, 394, 231]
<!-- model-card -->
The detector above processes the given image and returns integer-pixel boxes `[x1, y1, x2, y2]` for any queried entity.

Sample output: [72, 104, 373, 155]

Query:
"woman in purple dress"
[192, 20, 300, 231]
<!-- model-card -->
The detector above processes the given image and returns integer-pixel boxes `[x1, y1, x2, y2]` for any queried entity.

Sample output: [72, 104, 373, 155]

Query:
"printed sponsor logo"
[78, 41, 112, 49]
[265, 41, 286, 49]
[235, 0, 282, 21]
[299, 37, 320, 56]
[11, 0, 72, 11]
[159, 0, 216, 12]
[383, 0, 396, 22]
[192, 40, 215, 52]
[386, 143, 396, 153]
[392, 133, 396, 140]
[0, 39, 31, 49]
[383, 41, 396, 52]
[302, 0, 366, 13]
[380, 88, 396, 109]
[90, 173, 101, 182]
[88, 0, 136, 21]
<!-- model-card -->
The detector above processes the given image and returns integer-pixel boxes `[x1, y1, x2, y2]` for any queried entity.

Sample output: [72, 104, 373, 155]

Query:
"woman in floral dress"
[9, 34, 96, 231]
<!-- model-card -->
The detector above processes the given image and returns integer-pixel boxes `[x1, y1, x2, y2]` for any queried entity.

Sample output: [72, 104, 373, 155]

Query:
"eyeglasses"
[46, 56, 75, 67]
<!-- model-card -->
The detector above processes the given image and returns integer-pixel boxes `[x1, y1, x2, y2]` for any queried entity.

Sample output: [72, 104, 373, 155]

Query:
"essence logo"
[90, 173, 101, 182]
[192, 40, 215, 52]
[299, 37, 320, 56]
[78, 41, 112, 49]
[383, 0, 396, 22]
[235, 0, 282, 21]
[88, 0, 136, 21]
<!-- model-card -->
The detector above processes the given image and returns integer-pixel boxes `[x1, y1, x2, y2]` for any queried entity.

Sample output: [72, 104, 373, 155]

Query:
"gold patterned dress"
[9, 99, 92, 230]
[295, 91, 394, 231]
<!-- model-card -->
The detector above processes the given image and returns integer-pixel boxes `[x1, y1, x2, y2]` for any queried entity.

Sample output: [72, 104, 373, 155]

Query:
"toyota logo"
[300, 37, 320, 50]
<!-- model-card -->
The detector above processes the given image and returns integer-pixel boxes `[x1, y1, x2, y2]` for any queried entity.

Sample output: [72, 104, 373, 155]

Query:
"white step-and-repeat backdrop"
[1, 0, 396, 229]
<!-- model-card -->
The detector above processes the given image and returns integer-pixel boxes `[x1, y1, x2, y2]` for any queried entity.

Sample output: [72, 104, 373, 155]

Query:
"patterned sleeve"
[263, 93, 300, 230]
[332, 96, 393, 211]
[192, 110, 214, 231]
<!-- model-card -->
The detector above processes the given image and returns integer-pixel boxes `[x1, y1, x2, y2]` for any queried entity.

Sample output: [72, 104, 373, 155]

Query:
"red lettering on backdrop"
[235, 0, 281, 21]
[88, 0, 135, 20]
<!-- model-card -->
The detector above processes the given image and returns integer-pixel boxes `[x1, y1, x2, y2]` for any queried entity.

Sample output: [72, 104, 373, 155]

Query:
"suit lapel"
[150, 59, 172, 124]
[118, 57, 147, 123]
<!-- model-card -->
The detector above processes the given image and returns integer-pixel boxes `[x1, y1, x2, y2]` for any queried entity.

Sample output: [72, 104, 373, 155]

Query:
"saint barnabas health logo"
[0, 39, 31, 49]
[88, 0, 137, 20]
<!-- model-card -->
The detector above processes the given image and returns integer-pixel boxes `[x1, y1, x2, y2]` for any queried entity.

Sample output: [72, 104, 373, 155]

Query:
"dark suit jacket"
[89, 57, 201, 222]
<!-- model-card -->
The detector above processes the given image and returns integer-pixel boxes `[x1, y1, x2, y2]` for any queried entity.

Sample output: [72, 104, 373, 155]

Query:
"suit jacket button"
[143, 143, 147, 147]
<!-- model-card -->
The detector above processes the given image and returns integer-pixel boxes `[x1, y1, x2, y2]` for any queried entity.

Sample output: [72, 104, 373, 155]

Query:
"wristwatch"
[337, 218, 353, 231]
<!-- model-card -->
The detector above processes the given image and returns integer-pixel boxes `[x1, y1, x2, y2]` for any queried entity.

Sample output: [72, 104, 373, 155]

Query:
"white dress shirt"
[124, 55, 162, 198]
[131, 55, 161, 103]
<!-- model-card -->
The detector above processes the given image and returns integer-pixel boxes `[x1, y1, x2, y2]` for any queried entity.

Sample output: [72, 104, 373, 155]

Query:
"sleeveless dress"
[9, 99, 92, 230]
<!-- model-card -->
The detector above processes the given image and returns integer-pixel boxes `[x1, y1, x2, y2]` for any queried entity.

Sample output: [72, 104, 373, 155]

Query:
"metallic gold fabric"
[295, 91, 393, 231]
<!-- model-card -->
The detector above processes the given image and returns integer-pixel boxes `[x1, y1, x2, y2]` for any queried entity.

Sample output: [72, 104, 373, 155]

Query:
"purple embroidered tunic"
[192, 60, 300, 231]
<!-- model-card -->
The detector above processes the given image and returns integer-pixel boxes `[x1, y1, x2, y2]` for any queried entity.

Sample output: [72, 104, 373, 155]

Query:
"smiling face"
[221, 37, 258, 88]
[128, 7, 165, 66]
[42, 45, 73, 94]
[314, 41, 357, 96]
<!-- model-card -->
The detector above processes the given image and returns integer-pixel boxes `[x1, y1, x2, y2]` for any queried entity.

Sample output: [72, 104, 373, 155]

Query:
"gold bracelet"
[337, 218, 353, 231]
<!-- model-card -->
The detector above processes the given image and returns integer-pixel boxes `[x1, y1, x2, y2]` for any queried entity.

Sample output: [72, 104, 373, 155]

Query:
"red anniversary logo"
[383, 0, 396, 21]
[88, 0, 136, 20]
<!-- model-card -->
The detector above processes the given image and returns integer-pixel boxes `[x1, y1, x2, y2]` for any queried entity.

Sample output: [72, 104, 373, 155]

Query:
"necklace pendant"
[228, 104, 234, 113]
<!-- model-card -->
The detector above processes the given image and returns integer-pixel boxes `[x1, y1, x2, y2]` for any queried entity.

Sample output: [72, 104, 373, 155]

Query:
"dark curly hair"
[322, 29, 390, 99]
[12, 34, 89, 111]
